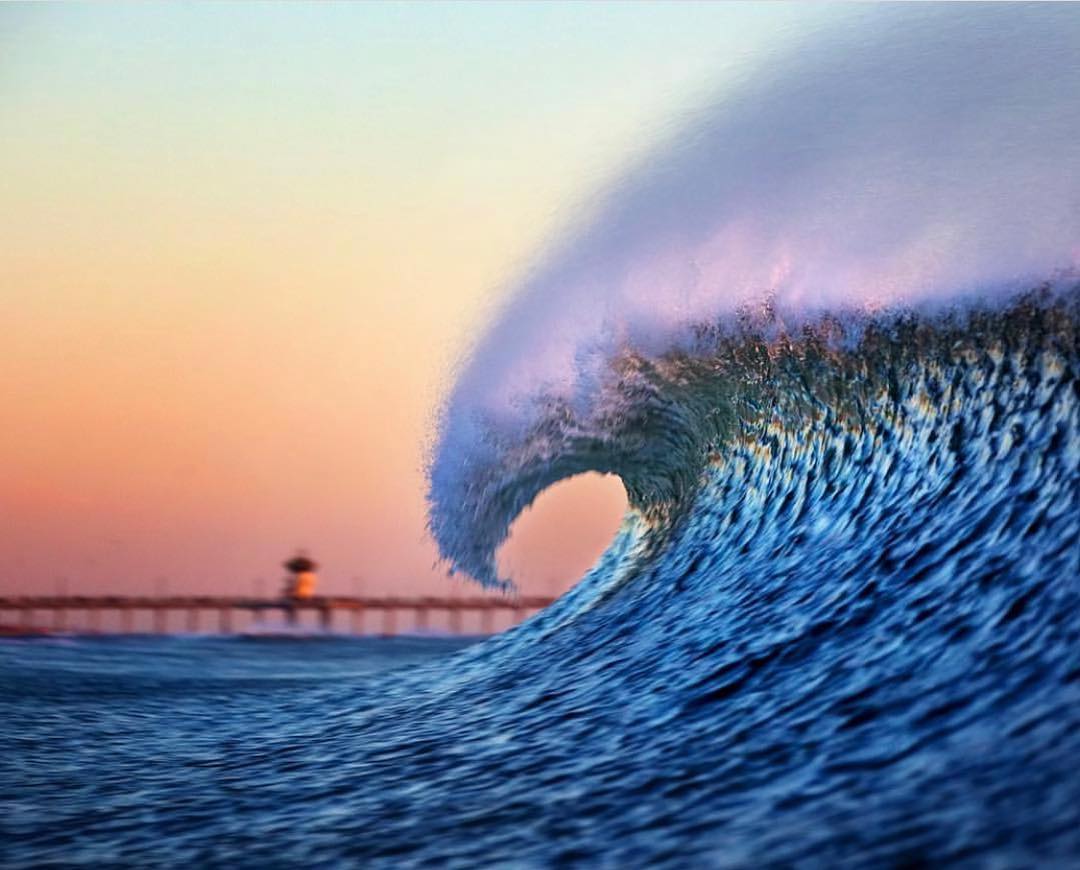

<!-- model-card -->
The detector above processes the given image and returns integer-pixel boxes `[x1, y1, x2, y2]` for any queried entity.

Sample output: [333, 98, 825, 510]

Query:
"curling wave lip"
[428, 3, 1080, 588]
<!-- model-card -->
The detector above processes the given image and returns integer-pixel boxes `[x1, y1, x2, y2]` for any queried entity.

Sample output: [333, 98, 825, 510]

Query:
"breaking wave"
[412, 4, 1080, 863]
[428, 3, 1080, 589]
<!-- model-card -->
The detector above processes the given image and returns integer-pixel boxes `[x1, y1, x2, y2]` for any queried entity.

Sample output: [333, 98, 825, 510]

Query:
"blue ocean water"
[0, 635, 478, 866]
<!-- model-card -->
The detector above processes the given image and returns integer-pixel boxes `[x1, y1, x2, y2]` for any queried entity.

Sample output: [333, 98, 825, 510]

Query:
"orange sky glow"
[1, 4, 808, 598]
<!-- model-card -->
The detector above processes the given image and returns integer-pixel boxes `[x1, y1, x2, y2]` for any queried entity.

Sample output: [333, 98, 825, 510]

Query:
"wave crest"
[430, 286, 1079, 587]
[428, 4, 1080, 587]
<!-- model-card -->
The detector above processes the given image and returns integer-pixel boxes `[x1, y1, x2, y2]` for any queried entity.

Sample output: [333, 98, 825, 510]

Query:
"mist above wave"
[430, 4, 1080, 585]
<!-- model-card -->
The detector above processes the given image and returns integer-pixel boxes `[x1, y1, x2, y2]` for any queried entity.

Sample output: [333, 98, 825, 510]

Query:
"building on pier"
[282, 551, 318, 600]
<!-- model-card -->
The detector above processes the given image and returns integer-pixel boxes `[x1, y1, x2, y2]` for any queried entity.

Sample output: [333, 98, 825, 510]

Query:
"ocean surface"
[0, 635, 479, 866]
[6, 5, 1080, 867]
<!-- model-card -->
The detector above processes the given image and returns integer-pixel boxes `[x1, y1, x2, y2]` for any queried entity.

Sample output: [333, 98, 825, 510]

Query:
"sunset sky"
[2, 3, 824, 597]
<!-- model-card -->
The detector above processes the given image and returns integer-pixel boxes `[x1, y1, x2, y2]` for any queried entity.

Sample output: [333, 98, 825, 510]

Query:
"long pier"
[0, 595, 556, 636]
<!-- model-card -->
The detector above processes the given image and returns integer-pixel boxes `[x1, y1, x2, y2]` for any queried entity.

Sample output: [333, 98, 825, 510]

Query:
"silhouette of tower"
[283, 550, 318, 600]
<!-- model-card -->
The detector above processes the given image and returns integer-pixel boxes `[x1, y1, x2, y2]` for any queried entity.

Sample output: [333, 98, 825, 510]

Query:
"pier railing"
[0, 595, 557, 636]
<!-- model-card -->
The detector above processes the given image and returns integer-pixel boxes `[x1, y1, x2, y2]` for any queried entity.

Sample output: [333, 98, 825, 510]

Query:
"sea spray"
[429, 4, 1080, 587]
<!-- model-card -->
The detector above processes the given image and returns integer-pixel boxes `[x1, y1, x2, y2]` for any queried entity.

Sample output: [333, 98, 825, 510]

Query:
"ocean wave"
[418, 5, 1079, 862]
[399, 288, 1079, 863]
[428, 3, 1080, 590]
[431, 287, 1079, 589]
